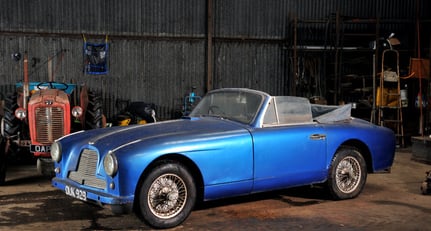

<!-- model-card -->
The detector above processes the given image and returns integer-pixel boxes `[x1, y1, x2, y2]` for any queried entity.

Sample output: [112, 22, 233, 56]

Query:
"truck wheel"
[0, 135, 7, 185]
[85, 91, 103, 129]
[3, 93, 21, 138]
[137, 161, 196, 229]
[36, 158, 55, 177]
[327, 146, 367, 200]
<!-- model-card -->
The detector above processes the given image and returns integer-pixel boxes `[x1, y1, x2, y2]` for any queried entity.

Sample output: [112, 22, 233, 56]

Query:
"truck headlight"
[14, 107, 27, 119]
[71, 106, 83, 118]
[104, 152, 118, 177]
[51, 141, 62, 163]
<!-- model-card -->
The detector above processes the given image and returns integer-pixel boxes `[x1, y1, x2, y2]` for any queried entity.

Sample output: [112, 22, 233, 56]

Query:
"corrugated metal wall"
[0, 0, 206, 36]
[0, 0, 429, 120]
[0, 36, 206, 120]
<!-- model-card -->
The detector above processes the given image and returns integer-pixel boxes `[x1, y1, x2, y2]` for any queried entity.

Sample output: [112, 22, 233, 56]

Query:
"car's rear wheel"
[137, 161, 196, 229]
[327, 146, 367, 200]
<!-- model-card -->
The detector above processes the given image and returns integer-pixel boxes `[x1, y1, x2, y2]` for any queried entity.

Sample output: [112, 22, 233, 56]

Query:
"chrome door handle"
[310, 134, 326, 140]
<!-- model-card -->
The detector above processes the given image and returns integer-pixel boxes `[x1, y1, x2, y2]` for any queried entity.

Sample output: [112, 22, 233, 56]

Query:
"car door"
[251, 124, 327, 192]
[250, 96, 327, 192]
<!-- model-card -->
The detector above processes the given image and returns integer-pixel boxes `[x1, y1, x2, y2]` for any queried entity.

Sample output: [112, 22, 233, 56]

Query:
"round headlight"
[14, 107, 27, 120]
[71, 106, 83, 118]
[104, 152, 118, 177]
[51, 141, 62, 163]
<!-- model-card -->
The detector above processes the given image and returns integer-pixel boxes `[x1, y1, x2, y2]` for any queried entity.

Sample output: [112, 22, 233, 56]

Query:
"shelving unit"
[288, 13, 418, 131]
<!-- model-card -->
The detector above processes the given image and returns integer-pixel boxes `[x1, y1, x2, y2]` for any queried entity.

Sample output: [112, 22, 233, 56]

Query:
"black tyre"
[137, 161, 196, 229]
[327, 146, 367, 200]
[85, 91, 103, 129]
[0, 135, 6, 185]
[3, 92, 21, 138]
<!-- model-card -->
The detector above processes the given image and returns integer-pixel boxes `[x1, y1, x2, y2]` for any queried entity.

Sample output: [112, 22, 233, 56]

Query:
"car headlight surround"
[104, 151, 118, 177]
[51, 141, 62, 163]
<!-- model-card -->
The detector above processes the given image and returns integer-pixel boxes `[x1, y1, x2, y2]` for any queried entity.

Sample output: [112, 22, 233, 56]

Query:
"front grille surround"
[68, 149, 107, 189]
[35, 106, 65, 144]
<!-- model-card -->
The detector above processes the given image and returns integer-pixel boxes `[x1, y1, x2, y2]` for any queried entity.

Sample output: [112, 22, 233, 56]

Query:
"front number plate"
[30, 145, 51, 153]
[65, 185, 87, 201]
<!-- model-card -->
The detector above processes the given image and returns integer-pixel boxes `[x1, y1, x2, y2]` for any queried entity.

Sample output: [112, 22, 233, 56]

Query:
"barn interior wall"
[0, 0, 429, 121]
[0, 36, 206, 120]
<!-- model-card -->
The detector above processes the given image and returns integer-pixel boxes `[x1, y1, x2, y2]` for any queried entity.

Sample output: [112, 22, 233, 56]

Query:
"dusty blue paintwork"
[51, 88, 395, 210]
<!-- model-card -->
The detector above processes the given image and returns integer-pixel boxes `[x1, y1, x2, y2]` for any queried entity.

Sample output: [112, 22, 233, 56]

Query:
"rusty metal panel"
[0, 35, 206, 121]
[1, 0, 430, 121]
[214, 0, 295, 39]
[96, 39, 207, 120]
[213, 0, 423, 40]
[0, 0, 428, 37]
[0, 0, 206, 36]
[213, 42, 288, 96]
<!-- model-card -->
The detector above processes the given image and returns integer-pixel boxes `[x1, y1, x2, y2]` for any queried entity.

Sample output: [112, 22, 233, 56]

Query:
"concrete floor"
[0, 148, 430, 230]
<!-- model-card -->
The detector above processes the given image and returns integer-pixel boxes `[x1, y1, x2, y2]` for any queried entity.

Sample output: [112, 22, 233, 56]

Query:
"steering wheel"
[37, 81, 69, 91]
[208, 105, 225, 115]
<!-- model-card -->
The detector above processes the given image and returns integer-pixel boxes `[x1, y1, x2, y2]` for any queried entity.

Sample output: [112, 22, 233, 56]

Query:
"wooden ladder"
[377, 49, 405, 147]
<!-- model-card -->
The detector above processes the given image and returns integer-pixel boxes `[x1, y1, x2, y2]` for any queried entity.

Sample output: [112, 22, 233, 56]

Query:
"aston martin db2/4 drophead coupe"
[51, 88, 395, 228]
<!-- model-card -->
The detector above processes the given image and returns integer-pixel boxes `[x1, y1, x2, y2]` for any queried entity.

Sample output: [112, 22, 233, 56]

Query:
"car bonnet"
[62, 117, 250, 155]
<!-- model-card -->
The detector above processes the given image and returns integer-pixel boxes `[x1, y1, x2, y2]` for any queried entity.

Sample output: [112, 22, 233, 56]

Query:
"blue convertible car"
[51, 88, 395, 228]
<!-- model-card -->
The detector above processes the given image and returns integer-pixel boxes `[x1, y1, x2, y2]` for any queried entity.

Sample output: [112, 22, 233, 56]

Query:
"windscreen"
[190, 90, 264, 124]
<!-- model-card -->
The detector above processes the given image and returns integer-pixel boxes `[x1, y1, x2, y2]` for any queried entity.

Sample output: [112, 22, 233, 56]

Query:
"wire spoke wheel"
[139, 161, 196, 229]
[148, 173, 187, 219]
[335, 156, 361, 194]
[328, 147, 366, 200]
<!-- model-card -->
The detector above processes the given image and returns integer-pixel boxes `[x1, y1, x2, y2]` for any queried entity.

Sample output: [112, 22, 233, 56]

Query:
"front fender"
[112, 130, 254, 199]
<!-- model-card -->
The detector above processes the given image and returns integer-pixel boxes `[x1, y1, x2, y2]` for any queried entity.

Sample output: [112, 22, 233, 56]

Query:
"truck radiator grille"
[35, 107, 65, 144]
[68, 149, 106, 189]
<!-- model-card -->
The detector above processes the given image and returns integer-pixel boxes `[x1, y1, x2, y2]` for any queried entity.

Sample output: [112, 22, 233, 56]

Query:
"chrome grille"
[68, 149, 106, 189]
[35, 107, 64, 144]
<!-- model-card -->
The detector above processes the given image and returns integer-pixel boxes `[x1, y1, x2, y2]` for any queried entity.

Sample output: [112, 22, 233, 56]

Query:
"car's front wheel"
[137, 161, 196, 229]
[327, 146, 367, 200]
